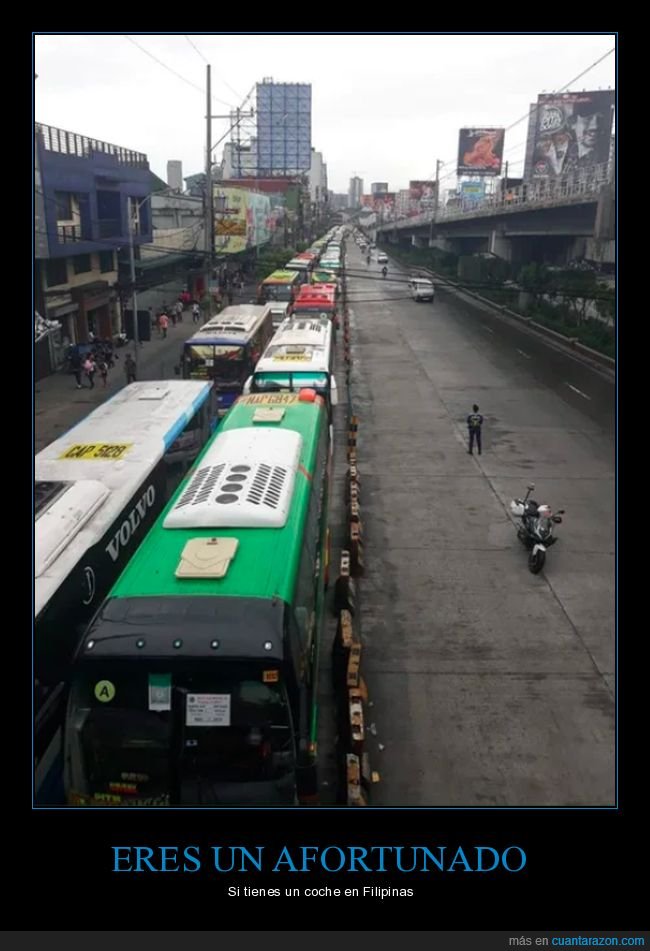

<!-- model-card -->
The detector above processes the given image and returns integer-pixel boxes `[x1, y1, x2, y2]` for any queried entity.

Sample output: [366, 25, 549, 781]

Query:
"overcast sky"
[34, 33, 615, 194]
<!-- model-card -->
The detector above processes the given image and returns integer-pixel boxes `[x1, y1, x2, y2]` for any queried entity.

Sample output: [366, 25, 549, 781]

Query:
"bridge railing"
[381, 163, 613, 230]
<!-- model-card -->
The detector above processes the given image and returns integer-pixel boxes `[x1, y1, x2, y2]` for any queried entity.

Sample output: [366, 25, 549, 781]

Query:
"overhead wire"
[124, 34, 236, 109]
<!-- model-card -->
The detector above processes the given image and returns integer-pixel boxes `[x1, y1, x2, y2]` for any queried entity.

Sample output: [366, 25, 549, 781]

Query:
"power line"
[124, 34, 235, 109]
[184, 34, 208, 63]
[183, 35, 244, 101]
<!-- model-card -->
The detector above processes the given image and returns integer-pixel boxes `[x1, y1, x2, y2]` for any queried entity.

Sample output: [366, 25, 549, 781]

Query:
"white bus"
[243, 317, 338, 415]
[35, 380, 215, 804]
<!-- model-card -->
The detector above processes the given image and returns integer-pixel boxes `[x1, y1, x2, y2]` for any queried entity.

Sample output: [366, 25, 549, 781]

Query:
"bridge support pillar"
[489, 230, 513, 261]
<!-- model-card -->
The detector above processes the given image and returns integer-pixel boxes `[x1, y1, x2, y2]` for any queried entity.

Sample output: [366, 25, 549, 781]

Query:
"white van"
[409, 277, 435, 302]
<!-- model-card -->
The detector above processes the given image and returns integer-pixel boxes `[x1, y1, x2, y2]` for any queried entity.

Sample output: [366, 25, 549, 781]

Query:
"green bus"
[64, 391, 330, 807]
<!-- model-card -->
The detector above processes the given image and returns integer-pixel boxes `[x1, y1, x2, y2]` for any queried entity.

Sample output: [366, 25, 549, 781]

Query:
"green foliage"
[595, 283, 615, 327]
[254, 248, 297, 281]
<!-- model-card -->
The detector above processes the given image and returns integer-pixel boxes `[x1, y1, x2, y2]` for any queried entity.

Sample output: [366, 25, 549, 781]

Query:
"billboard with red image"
[457, 128, 505, 176]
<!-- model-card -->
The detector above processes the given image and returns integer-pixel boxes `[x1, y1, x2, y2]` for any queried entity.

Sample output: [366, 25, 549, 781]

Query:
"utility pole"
[434, 159, 443, 219]
[429, 159, 443, 245]
[205, 64, 213, 307]
[209, 100, 255, 277]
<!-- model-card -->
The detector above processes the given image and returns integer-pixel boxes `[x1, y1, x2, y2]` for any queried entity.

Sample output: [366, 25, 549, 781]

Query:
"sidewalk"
[34, 288, 257, 453]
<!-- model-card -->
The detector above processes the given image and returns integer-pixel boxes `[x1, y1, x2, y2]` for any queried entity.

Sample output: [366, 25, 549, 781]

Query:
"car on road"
[376, 252, 388, 264]
[408, 277, 435, 302]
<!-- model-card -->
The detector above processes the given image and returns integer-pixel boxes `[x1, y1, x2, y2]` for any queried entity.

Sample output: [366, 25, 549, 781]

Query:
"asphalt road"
[345, 243, 615, 806]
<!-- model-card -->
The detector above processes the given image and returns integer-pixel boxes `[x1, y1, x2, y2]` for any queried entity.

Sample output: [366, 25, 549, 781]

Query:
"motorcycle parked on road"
[510, 483, 564, 574]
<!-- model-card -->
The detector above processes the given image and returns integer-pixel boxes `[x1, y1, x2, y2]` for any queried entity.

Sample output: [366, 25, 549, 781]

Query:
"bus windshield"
[185, 344, 245, 383]
[253, 371, 329, 393]
[66, 666, 295, 805]
[263, 284, 293, 302]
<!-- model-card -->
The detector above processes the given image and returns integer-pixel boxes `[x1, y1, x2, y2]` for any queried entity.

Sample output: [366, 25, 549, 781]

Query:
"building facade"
[166, 160, 183, 192]
[349, 176, 364, 208]
[35, 122, 152, 369]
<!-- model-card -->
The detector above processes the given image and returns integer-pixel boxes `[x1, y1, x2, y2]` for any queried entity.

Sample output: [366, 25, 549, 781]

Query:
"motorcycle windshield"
[533, 516, 553, 539]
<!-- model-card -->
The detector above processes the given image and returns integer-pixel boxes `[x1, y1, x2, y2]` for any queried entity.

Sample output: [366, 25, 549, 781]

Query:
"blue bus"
[179, 304, 275, 418]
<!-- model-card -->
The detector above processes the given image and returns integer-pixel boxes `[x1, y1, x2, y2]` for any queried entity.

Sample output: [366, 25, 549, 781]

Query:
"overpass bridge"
[374, 162, 615, 266]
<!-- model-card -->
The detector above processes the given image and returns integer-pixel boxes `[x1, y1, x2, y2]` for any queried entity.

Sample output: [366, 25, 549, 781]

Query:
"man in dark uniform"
[467, 404, 484, 455]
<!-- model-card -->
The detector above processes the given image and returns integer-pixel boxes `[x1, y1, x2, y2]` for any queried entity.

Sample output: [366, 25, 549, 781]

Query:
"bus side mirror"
[331, 377, 338, 406]
[243, 376, 252, 395]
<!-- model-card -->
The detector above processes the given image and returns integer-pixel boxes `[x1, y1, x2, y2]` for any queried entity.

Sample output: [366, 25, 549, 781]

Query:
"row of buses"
[35, 227, 349, 806]
[178, 238, 342, 420]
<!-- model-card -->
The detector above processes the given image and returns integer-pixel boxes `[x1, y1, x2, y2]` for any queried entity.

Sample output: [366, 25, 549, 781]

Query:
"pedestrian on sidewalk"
[192, 302, 200, 324]
[227, 287, 234, 306]
[176, 300, 184, 323]
[98, 359, 109, 388]
[83, 355, 96, 389]
[70, 350, 83, 389]
[467, 404, 484, 455]
[124, 353, 137, 384]
[159, 312, 169, 338]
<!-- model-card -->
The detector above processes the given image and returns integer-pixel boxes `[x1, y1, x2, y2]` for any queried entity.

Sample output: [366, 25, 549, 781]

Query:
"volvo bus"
[64, 390, 330, 806]
[179, 305, 274, 417]
[35, 380, 215, 803]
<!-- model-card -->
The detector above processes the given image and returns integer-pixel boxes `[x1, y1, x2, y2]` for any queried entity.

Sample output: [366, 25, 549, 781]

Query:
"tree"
[550, 270, 597, 327]
[518, 263, 550, 307]
[595, 283, 615, 327]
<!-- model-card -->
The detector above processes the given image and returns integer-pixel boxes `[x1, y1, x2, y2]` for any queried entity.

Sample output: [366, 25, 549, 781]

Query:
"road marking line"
[516, 349, 531, 359]
[481, 325, 494, 334]
[566, 383, 591, 400]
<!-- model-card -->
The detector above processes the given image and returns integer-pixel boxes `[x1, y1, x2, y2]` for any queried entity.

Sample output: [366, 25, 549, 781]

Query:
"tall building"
[308, 149, 328, 203]
[167, 160, 183, 191]
[349, 176, 364, 207]
[371, 182, 388, 195]
[256, 79, 312, 176]
[396, 189, 413, 217]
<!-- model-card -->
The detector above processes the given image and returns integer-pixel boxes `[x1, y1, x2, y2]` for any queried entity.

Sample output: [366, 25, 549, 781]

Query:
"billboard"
[372, 192, 395, 212]
[256, 82, 312, 175]
[457, 128, 505, 176]
[247, 191, 273, 247]
[526, 90, 615, 179]
[213, 187, 272, 253]
[409, 180, 437, 209]
[460, 181, 486, 203]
